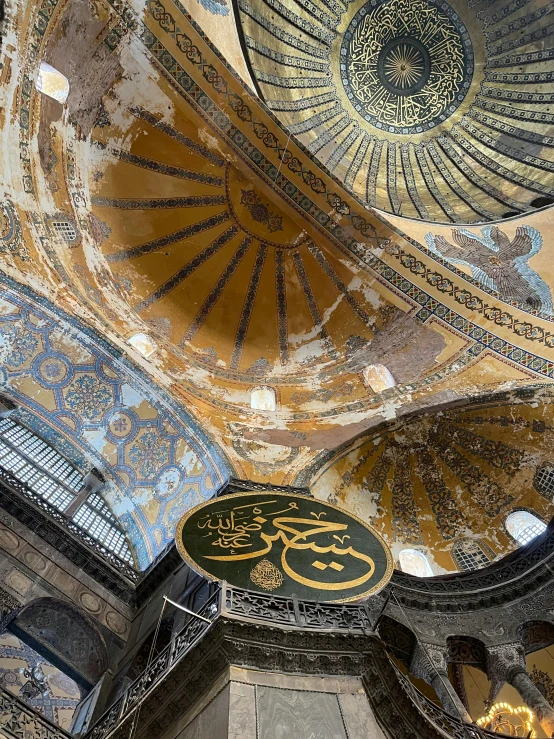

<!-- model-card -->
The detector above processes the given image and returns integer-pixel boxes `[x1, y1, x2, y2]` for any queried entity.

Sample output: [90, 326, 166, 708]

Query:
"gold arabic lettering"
[344, 0, 468, 130]
[197, 500, 375, 591]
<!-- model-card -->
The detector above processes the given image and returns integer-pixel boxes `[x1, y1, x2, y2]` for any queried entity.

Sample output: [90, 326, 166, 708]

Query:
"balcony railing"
[85, 584, 522, 739]
[86, 587, 221, 739]
[392, 663, 519, 739]
[0, 683, 71, 739]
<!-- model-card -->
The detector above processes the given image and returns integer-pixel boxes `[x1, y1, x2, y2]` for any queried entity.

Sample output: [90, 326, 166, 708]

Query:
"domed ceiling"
[310, 389, 554, 571]
[237, 0, 554, 223]
[5, 0, 554, 568]
[90, 103, 396, 383]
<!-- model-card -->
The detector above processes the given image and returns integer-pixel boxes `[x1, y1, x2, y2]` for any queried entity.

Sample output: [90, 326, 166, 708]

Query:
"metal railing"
[223, 582, 373, 630]
[392, 663, 519, 739]
[86, 584, 522, 739]
[0, 683, 71, 739]
[86, 588, 221, 739]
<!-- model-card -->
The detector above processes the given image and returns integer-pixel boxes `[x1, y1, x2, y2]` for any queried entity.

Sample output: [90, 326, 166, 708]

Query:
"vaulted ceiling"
[311, 388, 554, 571]
[2, 0, 554, 568]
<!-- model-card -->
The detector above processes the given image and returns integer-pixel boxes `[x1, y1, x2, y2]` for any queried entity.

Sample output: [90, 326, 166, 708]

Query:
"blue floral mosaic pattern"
[64, 376, 113, 420]
[0, 284, 232, 568]
[0, 324, 39, 368]
[128, 431, 171, 477]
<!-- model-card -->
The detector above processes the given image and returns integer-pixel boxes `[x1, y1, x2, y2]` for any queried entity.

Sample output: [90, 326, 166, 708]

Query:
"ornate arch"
[9, 597, 108, 689]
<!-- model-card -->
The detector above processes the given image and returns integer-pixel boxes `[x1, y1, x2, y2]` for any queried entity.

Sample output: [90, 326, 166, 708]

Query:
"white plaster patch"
[0, 333, 13, 364]
[82, 427, 109, 455]
[198, 127, 225, 156]
[346, 275, 383, 310]
[107, 488, 137, 516]
[177, 445, 201, 475]
[121, 383, 147, 409]
[0, 298, 18, 315]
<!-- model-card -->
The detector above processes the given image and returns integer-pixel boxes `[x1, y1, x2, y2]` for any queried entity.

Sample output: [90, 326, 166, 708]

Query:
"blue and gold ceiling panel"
[0, 281, 232, 568]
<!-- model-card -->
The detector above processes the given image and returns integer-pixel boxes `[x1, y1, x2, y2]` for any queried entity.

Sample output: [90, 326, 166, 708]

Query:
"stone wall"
[172, 668, 386, 739]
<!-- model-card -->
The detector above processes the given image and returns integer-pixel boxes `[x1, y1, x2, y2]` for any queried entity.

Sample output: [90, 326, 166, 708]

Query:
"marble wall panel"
[339, 692, 386, 739]
[177, 685, 230, 739]
[256, 686, 348, 739]
[228, 681, 256, 739]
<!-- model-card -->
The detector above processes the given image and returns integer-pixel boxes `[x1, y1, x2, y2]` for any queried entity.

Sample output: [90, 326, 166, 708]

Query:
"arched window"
[506, 511, 547, 546]
[0, 418, 133, 564]
[451, 539, 491, 572]
[398, 549, 433, 577]
[362, 364, 396, 393]
[534, 464, 554, 500]
[251, 386, 276, 411]
[36, 62, 69, 103]
[128, 332, 157, 358]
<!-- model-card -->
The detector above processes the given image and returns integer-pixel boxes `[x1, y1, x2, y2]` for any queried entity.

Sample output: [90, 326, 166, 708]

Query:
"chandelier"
[476, 702, 535, 737]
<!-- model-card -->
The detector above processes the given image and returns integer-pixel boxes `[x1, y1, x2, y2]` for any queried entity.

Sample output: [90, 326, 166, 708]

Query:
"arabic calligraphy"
[250, 559, 283, 591]
[176, 492, 393, 602]
[341, 0, 472, 132]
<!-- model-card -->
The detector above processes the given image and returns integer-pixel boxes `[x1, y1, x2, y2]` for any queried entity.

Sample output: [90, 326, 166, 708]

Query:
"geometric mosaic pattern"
[0, 633, 80, 731]
[0, 283, 231, 568]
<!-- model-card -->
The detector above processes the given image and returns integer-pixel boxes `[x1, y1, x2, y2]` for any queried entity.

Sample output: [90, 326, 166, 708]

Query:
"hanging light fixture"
[476, 702, 535, 737]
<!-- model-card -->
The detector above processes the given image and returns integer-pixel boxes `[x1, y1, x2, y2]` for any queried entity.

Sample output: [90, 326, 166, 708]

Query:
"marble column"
[486, 642, 554, 737]
[409, 643, 472, 723]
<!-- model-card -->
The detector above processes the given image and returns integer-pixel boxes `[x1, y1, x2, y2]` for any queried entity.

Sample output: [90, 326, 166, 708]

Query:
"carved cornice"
[0, 473, 137, 604]
[387, 519, 554, 612]
[86, 586, 508, 739]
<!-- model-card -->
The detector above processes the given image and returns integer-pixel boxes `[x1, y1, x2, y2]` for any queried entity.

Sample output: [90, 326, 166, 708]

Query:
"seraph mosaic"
[425, 226, 553, 314]
[0, 284, 231, 568]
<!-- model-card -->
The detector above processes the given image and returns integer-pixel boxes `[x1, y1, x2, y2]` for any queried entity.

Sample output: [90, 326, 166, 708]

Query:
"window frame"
[505, 510, 547, 547]
[0, 418, 134, 565]
[451, 539, 491, 572]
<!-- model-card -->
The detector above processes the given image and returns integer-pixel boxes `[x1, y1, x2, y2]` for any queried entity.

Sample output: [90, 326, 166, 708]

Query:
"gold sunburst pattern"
[383, 44, 425, 89]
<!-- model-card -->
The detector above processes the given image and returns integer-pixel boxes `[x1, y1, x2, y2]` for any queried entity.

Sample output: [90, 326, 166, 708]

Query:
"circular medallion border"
[340, 0, 474, 134]
[35, 353, 73, 388]
[176, 491, 394, 603]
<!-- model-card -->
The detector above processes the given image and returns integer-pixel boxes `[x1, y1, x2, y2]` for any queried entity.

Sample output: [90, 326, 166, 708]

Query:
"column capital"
[410, 642, 448, 681]
[485, 642, 526, 703]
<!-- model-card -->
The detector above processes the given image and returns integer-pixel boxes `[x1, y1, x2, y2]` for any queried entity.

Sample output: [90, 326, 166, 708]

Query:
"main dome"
[237, 0, 554, 223]
[340, 0, 473, 133]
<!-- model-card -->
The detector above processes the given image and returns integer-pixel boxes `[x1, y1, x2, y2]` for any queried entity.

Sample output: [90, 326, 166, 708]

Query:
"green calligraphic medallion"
[176, 492, 393, 602]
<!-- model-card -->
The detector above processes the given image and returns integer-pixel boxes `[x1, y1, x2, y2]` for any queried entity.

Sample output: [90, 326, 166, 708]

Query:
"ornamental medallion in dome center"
[339, 0, 474, 134]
